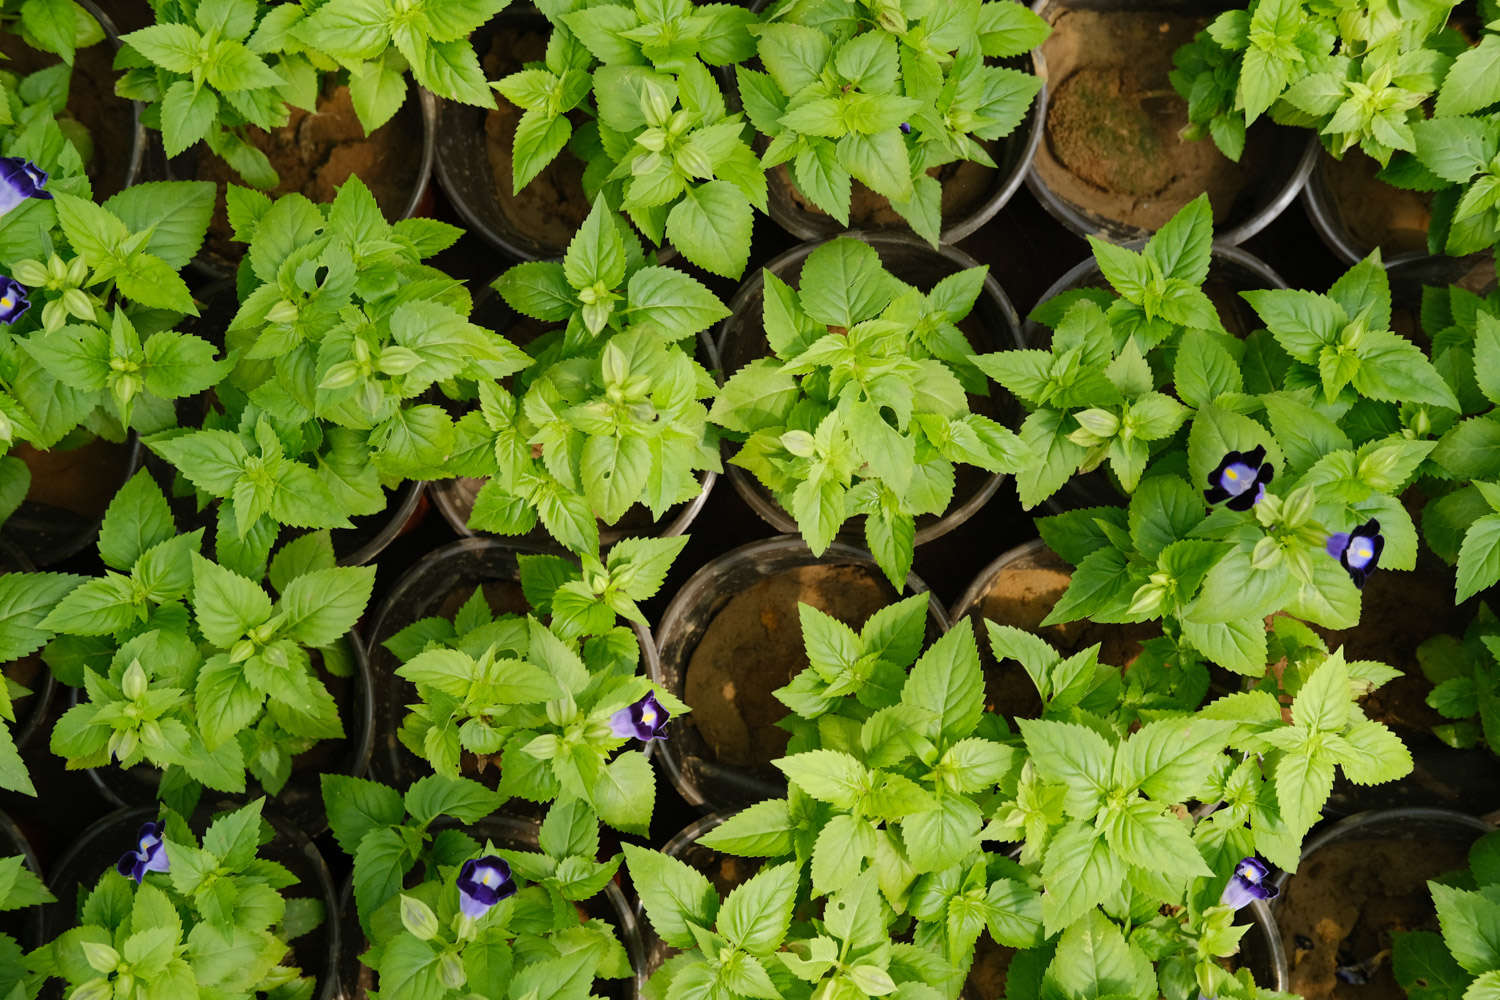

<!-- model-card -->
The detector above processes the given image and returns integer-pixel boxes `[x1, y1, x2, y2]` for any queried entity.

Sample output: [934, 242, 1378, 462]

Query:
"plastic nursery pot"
[75, 631, 374, 835]
[0, 538, 57, 754]
[743, 2, 1044, 244]
[427, 277, 716, 546]
[716, 231, 1021, 545]
[333, 813, 645, 1000]
[2, 432, 142, 568]
[0, 0, 148, 197]
[166, 84, 437, 279]
[651, 534, 950, 813]
[1019, 243, 1286, 511]
[361, 536, 661, 792]
[1025, 0, 1317, 246]
[434, 6, 593, 260]
[42, 801, 341, 1000]
[1270, 808, 1495, 1000]
[0, 808, 44, 951]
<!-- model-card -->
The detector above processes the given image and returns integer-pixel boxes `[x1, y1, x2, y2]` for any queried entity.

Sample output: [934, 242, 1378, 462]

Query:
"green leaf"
[1040, 909, 1156, 1000]
[665, 181, 753, 279]
[278, 566, 374, 647]
[697, 800, 793, 857]
[191, 554, 272, 648]
[900, 620, 984, 742]
[564, 196, 626, 291]
[98, 470, 176, 573]
[1039, 823, 1124, 937]
[1438, 35, 1500, 117]
[1431, 882, 1500, 974]
[1458, 514, 1500, 603]
[590, 748, 655, 835]
[718, 862, 798, 955]
[1019, 719, 1111, 817]
[623, 843, 719, 950]
[774, 750, 868, 809]
[404, 774, 504, 825]
[321, 774, 404, 859]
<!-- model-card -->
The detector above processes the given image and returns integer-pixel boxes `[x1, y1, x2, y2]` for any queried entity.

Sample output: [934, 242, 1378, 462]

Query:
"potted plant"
[323, 775, 641, 1000]
[712, 232, 1028, 589]
[739, 0, 1047, 246]
[35, 797, 336, 1000]
[453, 196, 722, 557]
[40, 471, 374, 827]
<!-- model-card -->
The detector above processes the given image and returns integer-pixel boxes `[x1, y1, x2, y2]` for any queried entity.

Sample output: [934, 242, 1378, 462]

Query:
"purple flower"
[457, 855, 514, 919]
[899, 122, 912, 134]
[0, 157, 52, 216]
[1204, 446, 1273, 510]
[1326, 518, 1383, 588]
[1220, 856, 1277, 910]
[610, 692, 669, 742]
[0, 277, 30, 326]
[115, 821, 169, 883]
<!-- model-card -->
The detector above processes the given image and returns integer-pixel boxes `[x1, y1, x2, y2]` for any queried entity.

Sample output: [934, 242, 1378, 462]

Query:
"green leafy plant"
[0, 851, 50, 1000]
[711, 235, 1028, 588]
[0, 562, 80, 795]
[0, 0, 105, 65]
[1392, 829, 1500, 1000]
[145, 176, 527, 546]
[460, 197, 723, 555]
[114, 0, 333, 187]
[1415, 605, 1500, 753]
[498, 0, 762, 277]
[44, 471, 373, 805]
[29, 799, 325, 1000]
[323, 774, 632, 1000]
[739, 0, 1047, 244]
[381, 538, 687, 835]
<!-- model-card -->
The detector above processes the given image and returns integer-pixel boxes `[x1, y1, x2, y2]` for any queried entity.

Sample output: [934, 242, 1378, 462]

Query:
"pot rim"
[1271, 807, 1497, 897]
[650, 533, 951, 811]
[949, 537, 1057, 626]
[1023, 0, 1317, 247]
[73, 0, 148, 192]
[74, 628, 376, 831]
[2, 432, 144, 568]
[714, 230, 1020, 547]
[339, 479, 427, 568]
[43, 802, 342, 1000]
[0, 808, 43, 949]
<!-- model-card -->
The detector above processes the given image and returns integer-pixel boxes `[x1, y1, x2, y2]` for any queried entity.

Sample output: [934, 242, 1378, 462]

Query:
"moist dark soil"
[684, 564, 893, 771]
[13, 438, 132, 518]
[968, 544, 1154, 721]
[196, 84, 422, 266]
[1035, 10, 1276, 231]
[966, 937, 1015, 1000]
[774, 153, 997, 232]
[0, 33, 136, 197]
[1323, 151, 1432, 258]
[483, 30, 591, 253]
[1277, 837, 1469, 1000]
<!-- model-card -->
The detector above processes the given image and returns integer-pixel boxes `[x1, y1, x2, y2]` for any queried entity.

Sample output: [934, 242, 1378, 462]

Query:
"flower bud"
[10, 259, 45, 286]
[400, 895, 441, 940]
[438, 952, 466, 989]
[266, 298, 299, 324]
[122, 660, 148, 701]
[319, 360, 361, 390]
[81, 942, 119, 975]
[780, 430, 816, 458]
[1251, 536, 1282, 571]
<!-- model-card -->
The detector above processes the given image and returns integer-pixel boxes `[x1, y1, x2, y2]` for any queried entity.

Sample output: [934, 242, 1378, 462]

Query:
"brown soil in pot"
[967, 937, 1015, 999]
[1034, 10, 1276, 231]
[684, 565, 892, 771]
[13, 438, 131, 518]
[969, 544, 1154, 720]
[773, 153, 997, 232]
[0, 33, 135, 197]
[196, 83, 422, 264]
[483, 30, 591, 253]
[1323, 152, 1432, 258]
[1277, 837, 1469, 1000]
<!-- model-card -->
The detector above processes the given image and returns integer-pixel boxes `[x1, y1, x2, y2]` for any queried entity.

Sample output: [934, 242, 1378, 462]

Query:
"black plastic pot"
[1271, 809, 1493, 1000]
[744, 0, 1044, 244]
[429, 272, 716, 546]
[1025, 0, 1316, 246]
[1019, 243, 1286, 511]
[651, 534, 950, 812]
[361, 537, 659, 792]
[76, 631, 374, 835]
[334, 813, 644, 1000]
[42, 801, 341, 1000]
[715, 231, 1021, 546]
[64, 0, 148, 196]
[164, 85, 437, 279]
[2, 434, 142, 568]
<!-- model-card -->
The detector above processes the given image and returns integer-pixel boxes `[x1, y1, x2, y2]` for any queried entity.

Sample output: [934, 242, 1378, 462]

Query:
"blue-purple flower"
[899, 122, 912, 134]
[1326, 518, 1383, 588]
[115, 820, 169, 883]
[0, 157, 52, 217]
[457, 855, 514, 919]
[1220, 856, 1277, 909]
[610, 692, 669, 742]
[0, 277, 30, 326]
[1204, 446, 1273, 510]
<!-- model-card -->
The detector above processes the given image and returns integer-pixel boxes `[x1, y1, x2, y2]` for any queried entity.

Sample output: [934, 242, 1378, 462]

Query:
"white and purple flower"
[116, 820, 169, 883]
[610, 692, 670, 742]
[1326, 518, 1383, 588]
[1204, 446, 1273, 511]
[0, 277, 30, 326]
[1220, 856, 1277, 909]
[0, 157, 52, 217]
[457, 855, 515, 919]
